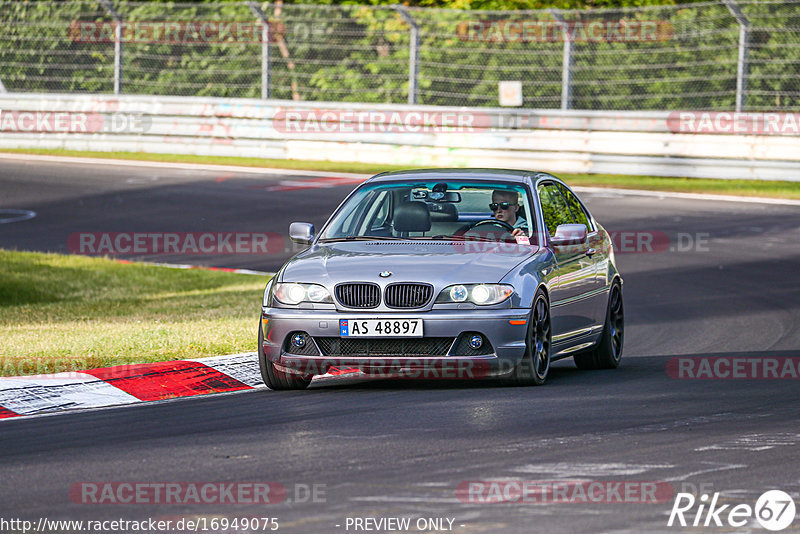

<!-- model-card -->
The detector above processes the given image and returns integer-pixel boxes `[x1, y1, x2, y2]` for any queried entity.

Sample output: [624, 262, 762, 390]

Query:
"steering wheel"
[464, 219, 515, 233]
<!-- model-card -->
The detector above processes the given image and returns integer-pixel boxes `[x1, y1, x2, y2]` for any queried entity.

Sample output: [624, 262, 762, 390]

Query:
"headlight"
[449, 285, 468, 302]
[471, 284, 492, 304]
[436, 284, 514, 305]
[273, 283, 332, 305]
[306, 284, 330, 302]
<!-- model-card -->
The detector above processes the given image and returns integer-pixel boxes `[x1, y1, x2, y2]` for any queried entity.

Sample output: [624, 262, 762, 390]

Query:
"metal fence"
[1, 0, 799, 111]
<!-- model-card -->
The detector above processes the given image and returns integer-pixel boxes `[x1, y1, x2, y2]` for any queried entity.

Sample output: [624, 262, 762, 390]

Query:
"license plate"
[340, 319, 423, 337]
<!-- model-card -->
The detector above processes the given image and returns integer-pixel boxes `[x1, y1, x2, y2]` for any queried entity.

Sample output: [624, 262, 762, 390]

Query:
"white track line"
[573, 186, 800, 206]
[0, 209, 37, 224]
[115, 259, 272, 276]
[3, 152, 797, 205]
[0, 152, 370, 179]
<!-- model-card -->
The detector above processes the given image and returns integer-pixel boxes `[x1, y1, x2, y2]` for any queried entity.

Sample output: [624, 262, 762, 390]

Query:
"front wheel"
[574, 281, 624, 370]
[506, 289, 551, 386]
[258, 321, 312, 390]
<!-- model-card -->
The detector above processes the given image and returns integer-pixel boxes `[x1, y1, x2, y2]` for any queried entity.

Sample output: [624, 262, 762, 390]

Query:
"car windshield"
[318, 180, 537, 244]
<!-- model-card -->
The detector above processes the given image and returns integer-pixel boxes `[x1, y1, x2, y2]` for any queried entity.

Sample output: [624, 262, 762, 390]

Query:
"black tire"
[258, 321, 312, 390]
[574, 281, 624, 370]
[506, 289, 551, 386]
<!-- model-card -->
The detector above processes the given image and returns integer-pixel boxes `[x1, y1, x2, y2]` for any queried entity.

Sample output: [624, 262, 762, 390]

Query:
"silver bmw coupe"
[258, 169, 623, 389]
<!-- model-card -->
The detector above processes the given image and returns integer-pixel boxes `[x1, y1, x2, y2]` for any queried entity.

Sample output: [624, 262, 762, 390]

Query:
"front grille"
[384, 283, 433, 309]
[335, 283, 380, 308]
[315, 337, 454, 357]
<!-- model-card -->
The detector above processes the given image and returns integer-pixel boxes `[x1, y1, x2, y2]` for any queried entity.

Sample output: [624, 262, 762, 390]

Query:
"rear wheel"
[258, 321, 312, 390]
[574, 281, 624, 370]
[507, 289, 551, 386]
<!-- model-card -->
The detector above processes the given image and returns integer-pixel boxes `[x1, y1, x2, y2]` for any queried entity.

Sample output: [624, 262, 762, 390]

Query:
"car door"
[556, 182, 608, 327]
[537, 181, 599, 341]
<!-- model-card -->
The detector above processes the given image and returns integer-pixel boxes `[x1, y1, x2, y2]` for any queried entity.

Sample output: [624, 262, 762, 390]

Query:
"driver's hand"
[511, 228, 524, 237]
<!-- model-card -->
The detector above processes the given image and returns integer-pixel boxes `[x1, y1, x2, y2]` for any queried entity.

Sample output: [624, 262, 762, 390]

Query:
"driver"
[491, 190, 527, 237]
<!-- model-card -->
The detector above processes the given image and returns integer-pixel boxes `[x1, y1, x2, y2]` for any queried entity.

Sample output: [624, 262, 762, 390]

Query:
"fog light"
[468, 335, 483, 350]
[292, 333, 306, 348]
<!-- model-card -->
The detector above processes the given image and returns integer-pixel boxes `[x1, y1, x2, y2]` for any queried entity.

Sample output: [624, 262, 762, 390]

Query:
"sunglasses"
[489, 202, 516, 211]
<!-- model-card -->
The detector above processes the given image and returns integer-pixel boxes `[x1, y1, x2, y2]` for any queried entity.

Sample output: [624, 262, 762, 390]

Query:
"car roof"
[366, 168, 543, 184]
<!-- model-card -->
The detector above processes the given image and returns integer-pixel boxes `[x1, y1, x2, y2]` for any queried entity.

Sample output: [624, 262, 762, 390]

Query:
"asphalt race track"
[1, 157, 799, 533]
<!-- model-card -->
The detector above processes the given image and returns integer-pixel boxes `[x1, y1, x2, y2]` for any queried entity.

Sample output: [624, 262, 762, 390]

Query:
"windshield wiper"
[447, 235, 510, 243]
[318, 235, 406, 243]
[319, 235, 511, 243]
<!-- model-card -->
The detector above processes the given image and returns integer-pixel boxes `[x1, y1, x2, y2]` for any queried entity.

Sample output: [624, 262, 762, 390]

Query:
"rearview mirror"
[289, 222, 315, 245]
[551, 224, 587, 247]
[411, 190, 461, 202]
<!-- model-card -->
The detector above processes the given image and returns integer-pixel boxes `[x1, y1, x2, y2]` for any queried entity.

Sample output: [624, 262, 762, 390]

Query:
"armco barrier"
[1, 93, 799, 181]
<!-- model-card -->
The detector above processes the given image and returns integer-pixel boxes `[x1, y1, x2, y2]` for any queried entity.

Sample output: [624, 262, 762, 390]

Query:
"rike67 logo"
[668, 490, 796, 531]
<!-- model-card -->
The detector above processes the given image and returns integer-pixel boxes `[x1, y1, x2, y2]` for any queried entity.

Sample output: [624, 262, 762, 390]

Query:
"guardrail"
[1, 93, 799, 181]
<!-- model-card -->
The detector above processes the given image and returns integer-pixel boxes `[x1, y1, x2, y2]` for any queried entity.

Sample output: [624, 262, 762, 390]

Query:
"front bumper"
[260, 307, 530, 379]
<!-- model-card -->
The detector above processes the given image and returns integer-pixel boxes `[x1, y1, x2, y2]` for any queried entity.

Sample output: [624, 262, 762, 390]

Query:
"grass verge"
[0, 249, 269, 377]
[3, 148, 800, 200]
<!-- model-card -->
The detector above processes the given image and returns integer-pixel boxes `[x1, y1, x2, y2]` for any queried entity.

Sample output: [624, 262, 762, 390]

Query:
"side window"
[349, 190, 392, 235]
[335, 204, 360, 236]
[367, 190, 391, 231]
[557, 183, 592, 231]
[337, 190, 378, 236]
[516, 194, 530, 227]
[537, 183, 574, 236]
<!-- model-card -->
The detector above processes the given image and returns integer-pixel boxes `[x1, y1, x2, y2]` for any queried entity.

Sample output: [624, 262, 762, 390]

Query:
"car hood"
[280, 241, 540, 286]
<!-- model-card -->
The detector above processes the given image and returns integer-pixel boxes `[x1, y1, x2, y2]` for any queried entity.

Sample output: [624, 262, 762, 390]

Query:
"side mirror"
[551, 224, 587, 247]
[289, 222, 315, 245]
